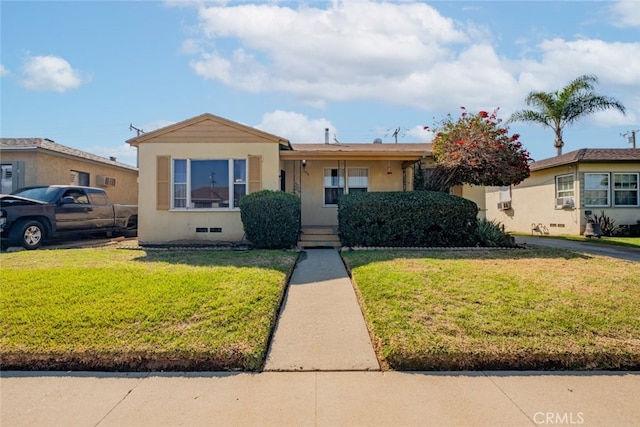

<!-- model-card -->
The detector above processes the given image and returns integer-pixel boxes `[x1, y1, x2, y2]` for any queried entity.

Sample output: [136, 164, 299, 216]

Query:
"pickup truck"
[0, 185, 137, 250]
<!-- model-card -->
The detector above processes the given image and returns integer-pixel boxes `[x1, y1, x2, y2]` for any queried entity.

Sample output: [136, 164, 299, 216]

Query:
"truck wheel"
[11, 220, 45, 250]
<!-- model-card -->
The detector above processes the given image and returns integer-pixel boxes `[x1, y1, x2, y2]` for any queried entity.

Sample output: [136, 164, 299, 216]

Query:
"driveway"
[515, 236, 640, 262]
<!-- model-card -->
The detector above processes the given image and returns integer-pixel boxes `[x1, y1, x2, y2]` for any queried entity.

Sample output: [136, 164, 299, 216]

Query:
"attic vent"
[97, 175, 116, 186]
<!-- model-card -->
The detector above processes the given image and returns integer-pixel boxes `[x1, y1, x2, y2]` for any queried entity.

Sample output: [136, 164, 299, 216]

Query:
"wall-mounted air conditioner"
[497, 201, 511, 210]
[97, 175, 116, 186]
[556, 198, 574, 208]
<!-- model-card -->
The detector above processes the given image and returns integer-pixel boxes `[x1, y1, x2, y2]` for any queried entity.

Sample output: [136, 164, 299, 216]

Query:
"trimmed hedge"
[338, 191, 478, 247]
[239, 190, 301, 249]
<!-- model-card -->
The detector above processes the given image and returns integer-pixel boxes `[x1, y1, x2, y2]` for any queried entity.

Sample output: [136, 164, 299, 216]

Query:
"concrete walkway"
[516, 236, 640, 262]
[264, 249, 379, 371]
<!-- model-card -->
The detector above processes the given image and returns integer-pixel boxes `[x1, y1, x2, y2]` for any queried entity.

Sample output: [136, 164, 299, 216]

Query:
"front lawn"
[343, 248, 640, 370]
[0, 248, 298, 371]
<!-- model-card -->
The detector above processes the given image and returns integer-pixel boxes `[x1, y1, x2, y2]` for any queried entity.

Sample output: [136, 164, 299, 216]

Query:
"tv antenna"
[385, 127, 406, 143]
[129, 123, 145, 136]
[621, 129, 638, 149]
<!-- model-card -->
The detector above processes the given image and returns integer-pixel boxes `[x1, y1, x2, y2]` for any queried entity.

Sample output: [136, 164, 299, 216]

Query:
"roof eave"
[280, 151, 429, 161]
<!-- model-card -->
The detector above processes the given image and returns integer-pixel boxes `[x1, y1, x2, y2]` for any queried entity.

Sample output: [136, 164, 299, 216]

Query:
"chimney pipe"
[325, 128, 329, 144]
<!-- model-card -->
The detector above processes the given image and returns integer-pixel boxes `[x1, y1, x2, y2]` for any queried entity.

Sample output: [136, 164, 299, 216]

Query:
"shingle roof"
[1, 138, 138, 171]
[530, 148, 640, 171]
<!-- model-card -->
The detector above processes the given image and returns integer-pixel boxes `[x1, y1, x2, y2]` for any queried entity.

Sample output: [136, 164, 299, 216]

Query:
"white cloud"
[255, 110, 334, 143]
[20, 55, 89, 92]
[507, 38, 640, 126]
[188, 1, 467, 106]
[181, 0, 639, 128]
[609, 1, 640, 28]
[0, 65, 9, 77]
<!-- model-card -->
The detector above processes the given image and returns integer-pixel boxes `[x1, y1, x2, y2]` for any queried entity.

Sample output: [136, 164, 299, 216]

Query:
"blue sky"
[2, 0, 639, 167]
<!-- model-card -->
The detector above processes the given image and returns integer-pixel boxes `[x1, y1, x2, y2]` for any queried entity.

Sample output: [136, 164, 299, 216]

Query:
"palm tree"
[508, 75, 626, 156]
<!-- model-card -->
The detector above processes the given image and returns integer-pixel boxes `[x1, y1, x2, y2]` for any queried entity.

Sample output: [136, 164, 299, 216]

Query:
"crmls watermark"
[533, 412, 585, 425]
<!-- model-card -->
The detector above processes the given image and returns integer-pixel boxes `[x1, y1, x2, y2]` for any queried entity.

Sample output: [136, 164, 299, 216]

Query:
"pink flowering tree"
[417, 107, 531, 191]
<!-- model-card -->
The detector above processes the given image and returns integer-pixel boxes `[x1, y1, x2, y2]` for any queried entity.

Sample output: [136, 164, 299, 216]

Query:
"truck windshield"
[11, 187, 61, 203]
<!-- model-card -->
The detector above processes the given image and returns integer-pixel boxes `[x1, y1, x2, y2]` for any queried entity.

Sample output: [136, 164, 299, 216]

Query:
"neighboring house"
[126, 113, 433, 245]
[485, 148, 640, 236]
[1, 138, 138, 204]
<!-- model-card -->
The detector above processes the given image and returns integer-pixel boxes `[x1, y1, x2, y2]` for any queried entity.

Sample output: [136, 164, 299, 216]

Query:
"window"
[584, 173, 609, 207]
[70, 170, 90, 186]
[613, 173, 639, 206]
[87, 189, 109, 205]
[172, 159, 246, 209]
[323, 167, 368, 205]
[61, 188, 89, 204]
[499, 186, 511, 202]
[1, 164, 13, 194]
[347, 168, 368, 194]
[555, 174, 575, 207]
[324, 168, 344, 205]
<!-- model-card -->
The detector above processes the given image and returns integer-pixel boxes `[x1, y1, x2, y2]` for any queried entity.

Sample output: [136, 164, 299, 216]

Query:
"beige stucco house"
[127, 113, 433, 245]
[485, 148, 640, 236]
[0, 138, 138, 204]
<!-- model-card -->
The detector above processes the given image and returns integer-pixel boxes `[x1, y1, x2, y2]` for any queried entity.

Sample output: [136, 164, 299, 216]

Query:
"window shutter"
[156, 156, 170, 210]
[248, 155, 262, 193]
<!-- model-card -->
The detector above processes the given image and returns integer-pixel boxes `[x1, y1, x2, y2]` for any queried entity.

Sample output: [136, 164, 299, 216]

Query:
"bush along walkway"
[263, 249, 380, 371]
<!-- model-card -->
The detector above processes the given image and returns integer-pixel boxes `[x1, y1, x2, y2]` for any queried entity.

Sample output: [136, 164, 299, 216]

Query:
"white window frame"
[584, 173, 610, 207]
[613, 172, 639, 207]
[323, 167, 369, 206]
[555, 174, 575, 208]
[172, 158, 247, 210]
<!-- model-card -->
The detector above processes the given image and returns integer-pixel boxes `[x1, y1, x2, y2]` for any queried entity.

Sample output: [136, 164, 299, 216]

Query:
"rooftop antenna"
[621, 129, 638, 149]
[129, 123, 145, 136]
[384, 127, 406, 143]
[392, 127, 400, 144]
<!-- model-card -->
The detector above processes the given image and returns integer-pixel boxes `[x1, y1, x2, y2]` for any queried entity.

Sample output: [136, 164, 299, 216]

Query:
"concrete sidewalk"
[2, 370, 639, 426]
[264, 249, 379, 371]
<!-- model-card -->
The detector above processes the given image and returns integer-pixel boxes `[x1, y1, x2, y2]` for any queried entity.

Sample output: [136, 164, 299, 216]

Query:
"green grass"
[343, 248, 640, 370]
[0, 248, 298, 371]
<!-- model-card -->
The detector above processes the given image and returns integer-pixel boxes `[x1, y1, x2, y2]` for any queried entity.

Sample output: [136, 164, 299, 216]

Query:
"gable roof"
[282, 143, 432, 160]
[0, 138, 138, 171]
[530, 148, 640, 172]
[126, 113, 291, 148]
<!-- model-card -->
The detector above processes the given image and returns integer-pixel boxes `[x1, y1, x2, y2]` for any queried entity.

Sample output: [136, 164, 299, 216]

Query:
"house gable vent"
[97, 175, 116, 186]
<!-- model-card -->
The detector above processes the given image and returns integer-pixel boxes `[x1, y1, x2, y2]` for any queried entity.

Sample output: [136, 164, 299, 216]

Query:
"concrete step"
[298, 227, 341, 248]
[300, 227, 338, 235]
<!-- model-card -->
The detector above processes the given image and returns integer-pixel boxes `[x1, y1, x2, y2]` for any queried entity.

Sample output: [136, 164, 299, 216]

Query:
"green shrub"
[338, 191, 478, 247]
[588, 210, 618, 237]
[475, 218, 516, 247]
[240, 190, 301, 249]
